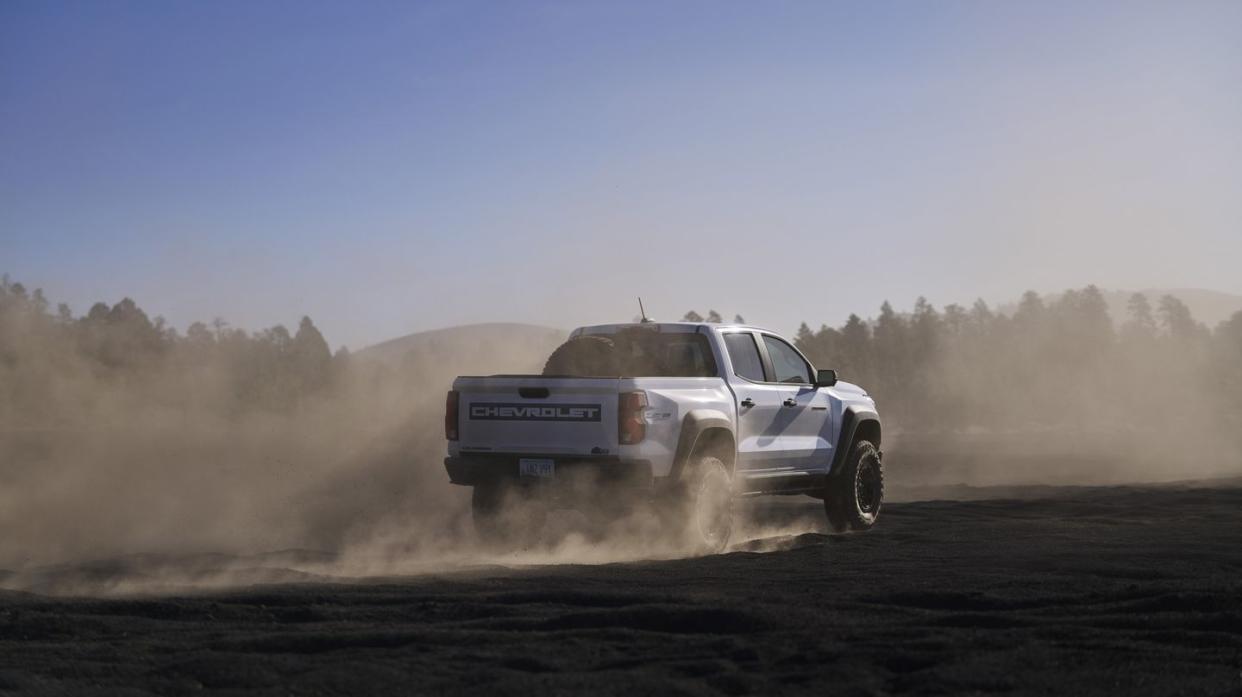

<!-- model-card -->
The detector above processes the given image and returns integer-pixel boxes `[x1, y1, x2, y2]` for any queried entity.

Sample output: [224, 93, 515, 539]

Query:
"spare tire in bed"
[542, 336, 618, 376]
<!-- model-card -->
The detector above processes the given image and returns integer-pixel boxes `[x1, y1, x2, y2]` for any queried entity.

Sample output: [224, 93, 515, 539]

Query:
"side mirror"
[816, 369, 838, 387]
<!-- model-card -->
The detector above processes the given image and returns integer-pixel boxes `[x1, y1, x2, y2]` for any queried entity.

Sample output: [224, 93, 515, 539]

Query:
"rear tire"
[472, 480, 546, 550]
[824, 440, 883, 533]
[663, 455, 733, 554]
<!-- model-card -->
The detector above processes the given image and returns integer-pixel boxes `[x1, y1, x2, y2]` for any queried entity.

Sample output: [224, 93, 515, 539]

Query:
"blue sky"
[3, 1, 1240, 348]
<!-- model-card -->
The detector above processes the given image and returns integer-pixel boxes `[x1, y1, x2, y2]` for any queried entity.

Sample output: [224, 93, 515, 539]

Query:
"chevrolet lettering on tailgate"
[469, 403, 602, 422]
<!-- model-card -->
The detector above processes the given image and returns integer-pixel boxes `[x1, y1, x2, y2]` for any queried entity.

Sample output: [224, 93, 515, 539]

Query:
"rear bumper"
[444, 454, 653, 488]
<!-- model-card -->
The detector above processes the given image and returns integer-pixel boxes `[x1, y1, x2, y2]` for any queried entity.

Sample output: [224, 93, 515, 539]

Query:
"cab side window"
[763, 336, 812, 384]
[723, 333, 766, 382]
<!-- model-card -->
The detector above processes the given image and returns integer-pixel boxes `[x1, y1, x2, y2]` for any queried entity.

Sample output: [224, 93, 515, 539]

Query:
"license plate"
[519, 458, 555, 478]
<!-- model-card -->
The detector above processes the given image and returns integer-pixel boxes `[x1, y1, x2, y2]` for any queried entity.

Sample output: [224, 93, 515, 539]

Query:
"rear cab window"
[576, 329, 718, 377]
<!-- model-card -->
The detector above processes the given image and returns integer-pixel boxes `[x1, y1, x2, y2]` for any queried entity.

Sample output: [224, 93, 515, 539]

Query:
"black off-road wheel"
[825, 439, 883, 533]
[662, 455, 734, 554]
[472, 480, 547, 550]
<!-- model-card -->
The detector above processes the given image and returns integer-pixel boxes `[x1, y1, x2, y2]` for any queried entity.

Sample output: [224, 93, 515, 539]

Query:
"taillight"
[445, 390, 459, 441]
[618, 390, 647, 444]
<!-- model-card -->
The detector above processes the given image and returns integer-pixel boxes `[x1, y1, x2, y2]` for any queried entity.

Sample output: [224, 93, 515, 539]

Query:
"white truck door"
[760, 334, 835, 474]
[721, 331, 790, 473]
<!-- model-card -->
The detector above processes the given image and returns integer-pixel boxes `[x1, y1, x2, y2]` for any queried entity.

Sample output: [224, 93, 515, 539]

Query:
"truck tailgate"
[455, 376, 620, 456]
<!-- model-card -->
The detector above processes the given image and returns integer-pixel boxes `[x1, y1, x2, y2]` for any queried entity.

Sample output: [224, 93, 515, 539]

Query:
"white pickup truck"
[444, 321, 883, 552]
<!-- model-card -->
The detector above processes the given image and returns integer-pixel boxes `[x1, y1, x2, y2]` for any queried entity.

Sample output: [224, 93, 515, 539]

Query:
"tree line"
[685, 285, 1242, 439]
[0, 275, 343, 426]
[5, 275, 1240, 441]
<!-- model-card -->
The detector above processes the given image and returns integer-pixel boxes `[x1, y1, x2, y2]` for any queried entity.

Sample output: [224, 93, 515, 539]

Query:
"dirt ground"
[3, 481, 1242, 695]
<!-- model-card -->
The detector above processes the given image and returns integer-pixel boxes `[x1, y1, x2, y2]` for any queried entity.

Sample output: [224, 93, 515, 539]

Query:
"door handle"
[740, 398, 755, 408]
[783, 398, 797, 408]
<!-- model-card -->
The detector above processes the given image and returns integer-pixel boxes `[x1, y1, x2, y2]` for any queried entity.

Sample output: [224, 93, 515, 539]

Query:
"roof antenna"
[638, 297, 653, 323]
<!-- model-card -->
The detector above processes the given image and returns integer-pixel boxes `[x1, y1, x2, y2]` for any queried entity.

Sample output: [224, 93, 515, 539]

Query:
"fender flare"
[829, 408, 881, 477]
[669, 409, 735, 480]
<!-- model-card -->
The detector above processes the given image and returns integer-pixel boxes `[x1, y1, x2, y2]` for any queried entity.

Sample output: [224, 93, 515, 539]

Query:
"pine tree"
[1122, 293, 1157, 339]
[291, 316, 332, 394]
[1158, 295, 1198, 338]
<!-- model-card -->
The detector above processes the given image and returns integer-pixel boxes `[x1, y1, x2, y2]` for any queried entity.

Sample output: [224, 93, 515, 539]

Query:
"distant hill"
[998, 288, 1242, 329]
[356, 322, 566, 376]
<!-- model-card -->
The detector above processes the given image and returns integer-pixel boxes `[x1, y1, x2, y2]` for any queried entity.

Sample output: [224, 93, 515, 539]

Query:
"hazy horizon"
[4, 1, 1240, 348]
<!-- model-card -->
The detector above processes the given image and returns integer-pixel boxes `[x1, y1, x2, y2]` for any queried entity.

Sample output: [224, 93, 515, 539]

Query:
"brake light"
[445, 390, 459, 441]
[618, 390, 647, 444]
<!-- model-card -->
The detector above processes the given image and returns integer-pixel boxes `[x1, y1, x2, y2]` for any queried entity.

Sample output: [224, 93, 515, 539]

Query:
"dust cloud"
[0, 293, 781, 596]
[0, 287, 571, 589]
